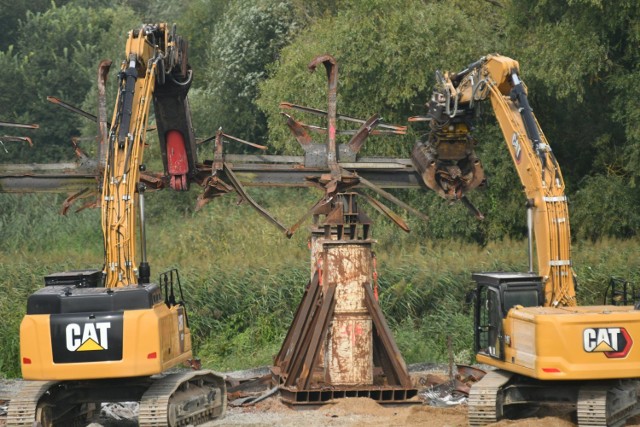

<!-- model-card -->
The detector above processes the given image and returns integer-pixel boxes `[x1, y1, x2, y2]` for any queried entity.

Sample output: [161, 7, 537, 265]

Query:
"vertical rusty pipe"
[324, 242, 374, 385]
[97, 60, 112, 172]
[213, 129, 224, 172]
[309, 55, 338, 176]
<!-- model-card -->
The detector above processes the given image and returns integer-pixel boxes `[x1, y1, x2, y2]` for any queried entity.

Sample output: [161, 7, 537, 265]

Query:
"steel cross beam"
[0, 155, 422, 193]
[0, 162, 99, 193]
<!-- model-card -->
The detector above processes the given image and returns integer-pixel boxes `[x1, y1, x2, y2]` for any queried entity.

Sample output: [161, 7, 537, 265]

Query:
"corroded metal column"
[323, 242, 373, 385]
[273, 193, 416, 404]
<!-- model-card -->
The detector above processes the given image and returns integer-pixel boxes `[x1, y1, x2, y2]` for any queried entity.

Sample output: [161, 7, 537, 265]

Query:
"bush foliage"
[1, 194, 639, 378]
[1, 0, 640, 377]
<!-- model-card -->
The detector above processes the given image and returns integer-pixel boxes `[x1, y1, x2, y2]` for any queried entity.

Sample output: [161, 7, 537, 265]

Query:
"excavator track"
[5, 369, 225, 427]
[577, 381, 640, 427]
[469, 372, 640, 427]
[6, 381, 57, 427]
[138, 370, 226, 427]
[578, 386, 609, 426]
[467, 369, 512, 426]
[5, 381, 91, 427]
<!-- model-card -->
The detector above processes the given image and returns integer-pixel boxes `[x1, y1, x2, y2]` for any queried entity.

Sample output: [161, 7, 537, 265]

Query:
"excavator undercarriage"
[10, 270, 227, 427]
[7, 371, 226, 427]
[468, 370, 640, 427]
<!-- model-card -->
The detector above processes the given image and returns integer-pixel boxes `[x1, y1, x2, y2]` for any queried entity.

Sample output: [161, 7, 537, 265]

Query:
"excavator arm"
[12, 24, 227, 427]
[413, 54, 576, 307]
[103, 23, 194, 287]
[418, 55, 640, 426]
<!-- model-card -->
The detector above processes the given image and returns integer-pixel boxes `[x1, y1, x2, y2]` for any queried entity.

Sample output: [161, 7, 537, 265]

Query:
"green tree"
[124, 0, 173, 20]
[509, 4, 637, 165]
[257, 0, 506, 157]
[190, 0, 302, 146]
[0, 47, 29, 122]
[501, 0, 640, 238]
[572, 175, 640, 241]
[0, 2, 138, 162]
[176, 0, 228, 74]
[0, 0, 57, 51]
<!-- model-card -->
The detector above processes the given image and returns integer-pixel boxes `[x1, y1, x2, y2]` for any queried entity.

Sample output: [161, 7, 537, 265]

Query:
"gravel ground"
[5, 366, 640, 427]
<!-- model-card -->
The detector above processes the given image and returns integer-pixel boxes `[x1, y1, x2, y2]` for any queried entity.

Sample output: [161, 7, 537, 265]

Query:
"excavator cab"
[473, 272, 543, 361]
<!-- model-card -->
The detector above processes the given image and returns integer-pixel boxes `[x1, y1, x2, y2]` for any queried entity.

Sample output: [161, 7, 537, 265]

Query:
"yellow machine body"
[20, 285, 192, 381]
[7, 24, 227, 427]
[424, 55, 640, 424]
[478, 305, 640, 380]
[16, 23, 198, 383]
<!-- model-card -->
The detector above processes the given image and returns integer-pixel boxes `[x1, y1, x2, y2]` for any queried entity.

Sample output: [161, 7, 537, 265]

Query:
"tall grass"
[1, 192, 639, 378]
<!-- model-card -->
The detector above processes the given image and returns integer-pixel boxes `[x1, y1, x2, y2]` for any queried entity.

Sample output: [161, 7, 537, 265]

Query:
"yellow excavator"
[8, 24, 226, 426]
[413, 54, 640, 426]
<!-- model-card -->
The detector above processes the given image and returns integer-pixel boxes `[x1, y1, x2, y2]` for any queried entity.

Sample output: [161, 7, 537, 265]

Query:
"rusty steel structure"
[263, 56, 417, 404]
[0, 53, 442, 407]
[0, 56, 416, 207]
[272, 192, 417, 404]
[0, 121, 38, 151]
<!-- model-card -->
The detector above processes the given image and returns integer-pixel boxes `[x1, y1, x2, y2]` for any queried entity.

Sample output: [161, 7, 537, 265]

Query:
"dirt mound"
[254, 397, 296, 413]
[319, 397, 392, 417]
[403, 404, 467, 427]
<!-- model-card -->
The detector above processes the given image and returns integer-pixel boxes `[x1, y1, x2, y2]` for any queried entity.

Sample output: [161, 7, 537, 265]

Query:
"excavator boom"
[413, 54, 575, 307]
[103, 23, 197, 288]
[11, 24, 226, 427]
[415, 54, 640, 426]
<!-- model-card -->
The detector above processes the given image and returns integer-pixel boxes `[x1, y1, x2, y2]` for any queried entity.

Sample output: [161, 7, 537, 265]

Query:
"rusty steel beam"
[287, 125, 402, 137]
[230, 168, 420, 189]
[279, 386, 418, 404]
[358, 192, 410, 232]
[0, 122, 39, 129]
[279, 102, 407, 133]
[222, 163, 288, 234]
[273, 271, 322, 374]
[0, 175, 96, 193]
[309, 54, 339, 179]
[0, 157, 421, 191]
[284, 195, 327, 237]
[225, 155, 420, 189]
[218, 132, 267, 151]
[0, 163, 98, 193]
[0, 163, 92, 173]
[347, 113, 381, 155]
[224, 154, 415, 167]
[363, 283, 413, 388]
[294, 285, 336, 389]
[356, 174, 429, 221]
[47, 96, 97, 122]
[0, 156, 423, 193]
[1, 136, 34, 147]
[0, 163, 163, 193]
[282, 113, 314, 150]
[461, 195, 485, 220]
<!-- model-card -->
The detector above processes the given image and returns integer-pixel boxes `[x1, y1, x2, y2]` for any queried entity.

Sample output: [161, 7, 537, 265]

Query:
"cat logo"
[583, 327, 633, 358]
[66, 322, 111, 352]
[51, 313, 122, 363]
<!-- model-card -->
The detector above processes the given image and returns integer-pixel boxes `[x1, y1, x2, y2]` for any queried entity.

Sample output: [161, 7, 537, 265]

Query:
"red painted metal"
[166, 130, 189, 175]
[166, 129, 189, 190]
